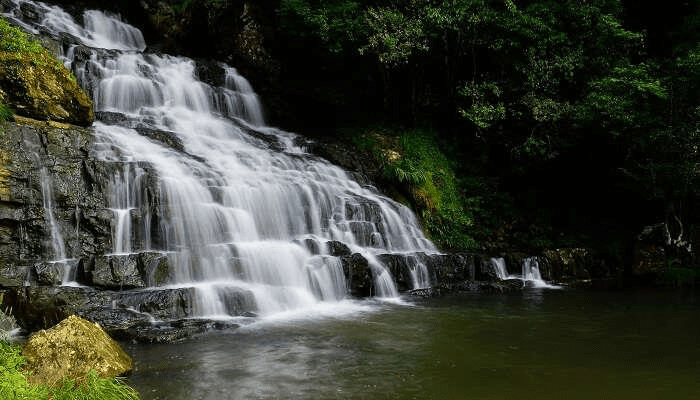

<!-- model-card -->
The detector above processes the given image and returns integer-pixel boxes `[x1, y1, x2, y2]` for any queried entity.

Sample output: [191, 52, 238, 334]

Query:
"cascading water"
[490, 256, 559, 288]
[3, 0, 438, 319]
[522, 257, 559, 288]
[490, 257, 510, 280]
[23, 135, 78, 285]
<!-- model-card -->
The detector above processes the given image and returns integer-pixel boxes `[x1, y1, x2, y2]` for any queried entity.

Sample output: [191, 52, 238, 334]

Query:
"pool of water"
[124, 288, 700, 399]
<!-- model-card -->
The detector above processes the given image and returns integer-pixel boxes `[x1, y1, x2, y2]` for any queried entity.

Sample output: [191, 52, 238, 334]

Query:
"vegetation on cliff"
[0, 17, 93, 126]
[276, 0, 699, 266]
[2, 0, 696, 279]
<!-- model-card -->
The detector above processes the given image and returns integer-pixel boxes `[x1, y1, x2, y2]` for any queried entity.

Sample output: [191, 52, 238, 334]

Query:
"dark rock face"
[0, 122, 112, 275]
[340, 253, 373, 297]
[4, 285, 256, 342]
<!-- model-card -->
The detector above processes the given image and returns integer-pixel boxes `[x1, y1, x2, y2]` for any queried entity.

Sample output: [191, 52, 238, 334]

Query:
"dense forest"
[275, 0, 699, 270]
[273, 0, 699, 251]
[5, 0, 700, 279]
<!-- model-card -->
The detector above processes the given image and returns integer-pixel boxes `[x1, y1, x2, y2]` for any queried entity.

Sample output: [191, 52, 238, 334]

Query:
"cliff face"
[0, 120, 112, 284]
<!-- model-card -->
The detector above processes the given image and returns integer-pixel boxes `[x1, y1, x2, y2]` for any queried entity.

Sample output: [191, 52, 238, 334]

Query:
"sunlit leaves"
[360, 7, 428, 65]
[0, 18, 45, 56]
[579, 64, 667, 127]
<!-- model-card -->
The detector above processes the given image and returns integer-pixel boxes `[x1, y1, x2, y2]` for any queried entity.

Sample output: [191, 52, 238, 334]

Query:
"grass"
[0, 307, 139, 400]
[0, 102, 12, 122]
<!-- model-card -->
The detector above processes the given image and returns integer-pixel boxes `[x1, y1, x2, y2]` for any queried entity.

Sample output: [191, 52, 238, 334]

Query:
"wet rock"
[6, 286, 108, 332]
[220, 287, 257, 315]
[5, 285, 206, 335]
[0, 122, 114, 288]
[0, 264, 30, 287]
[326, 240, 351, 257]
[377, 253, 422, 292]
[195, 58, 226, 87]
[115, 288, 196, 321]
[340, 253, 373, 297]
[94, 111, 129, 125]
[86, 254, 146, 289]
[140, 251, 172, 286]
[33, 261, 65, 285]
[296, 238, 321, 255]
[537, 248, 595, 282]
[22, 315, 132, 386]
[420, 253, 479, 282]
[135, 125, 185, 152]
[114, 318, 241, 343]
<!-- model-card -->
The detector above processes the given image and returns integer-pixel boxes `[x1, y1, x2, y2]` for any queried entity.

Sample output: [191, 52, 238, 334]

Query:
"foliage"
[0, 18, 45, 56]
[280, 0, 366, 53]
[0, 342, 49, 399]
[0, 17, 73, 75]
[0, 341, 138, 400]
[356, 126, 478, 250]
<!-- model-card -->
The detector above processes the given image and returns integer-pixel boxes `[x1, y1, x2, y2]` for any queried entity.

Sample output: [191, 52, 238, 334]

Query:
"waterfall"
[23, 135, 78, 285]
[490, 257, 509, 280]
[37, 166, 78, 284]
[522, 257, 559, 288]
[3, 0, 439, 318]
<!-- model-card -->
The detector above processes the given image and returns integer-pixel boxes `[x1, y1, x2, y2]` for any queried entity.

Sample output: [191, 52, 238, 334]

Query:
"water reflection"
[126, 289, 700, 400]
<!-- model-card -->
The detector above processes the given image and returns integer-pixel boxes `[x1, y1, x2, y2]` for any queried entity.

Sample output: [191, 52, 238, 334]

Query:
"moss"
[0, 18, 57, 68]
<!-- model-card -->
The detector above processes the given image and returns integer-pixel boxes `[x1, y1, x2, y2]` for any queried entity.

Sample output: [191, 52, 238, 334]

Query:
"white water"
[491, 256, 559, 288]
[3, 1, 438, 318]
[491, 257, 510, 280]
[522, 257, 560, 289]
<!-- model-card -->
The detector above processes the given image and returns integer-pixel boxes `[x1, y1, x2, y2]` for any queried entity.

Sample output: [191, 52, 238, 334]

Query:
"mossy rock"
[0, 57, 93, 126]
[22, 315, 132, 387]
[0, 18, 93, 126]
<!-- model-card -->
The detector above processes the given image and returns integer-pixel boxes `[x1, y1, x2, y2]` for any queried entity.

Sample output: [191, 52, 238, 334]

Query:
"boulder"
[22, 315, 132, 386]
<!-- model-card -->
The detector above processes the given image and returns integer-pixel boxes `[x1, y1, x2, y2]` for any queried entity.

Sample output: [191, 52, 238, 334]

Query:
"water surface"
[125, 288, 700, 399]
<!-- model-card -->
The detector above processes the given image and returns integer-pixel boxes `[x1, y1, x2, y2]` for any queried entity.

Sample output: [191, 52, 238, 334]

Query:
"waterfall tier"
[2, 0, 439, 326]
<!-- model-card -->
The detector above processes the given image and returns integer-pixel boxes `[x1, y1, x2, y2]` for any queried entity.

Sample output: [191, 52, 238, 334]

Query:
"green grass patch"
[0, 17, 69, 72]
[0, 341, 139, 399]
[0, 19, 45, 56]
[0, 102, 12, 122]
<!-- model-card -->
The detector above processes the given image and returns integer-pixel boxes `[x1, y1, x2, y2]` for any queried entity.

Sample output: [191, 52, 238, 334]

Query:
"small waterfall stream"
[3, 0, 439, 320]
[490, 257, 559, 288]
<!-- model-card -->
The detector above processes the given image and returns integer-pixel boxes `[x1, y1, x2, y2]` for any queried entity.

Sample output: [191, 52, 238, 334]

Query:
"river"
[124, 287, 700, 399]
